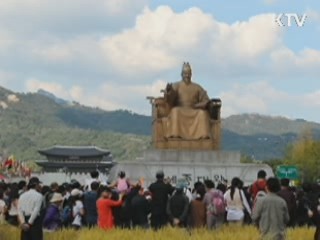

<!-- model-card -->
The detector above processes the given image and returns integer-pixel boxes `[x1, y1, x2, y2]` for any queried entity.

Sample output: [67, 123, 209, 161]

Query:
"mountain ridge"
[0, 85, 319, 162]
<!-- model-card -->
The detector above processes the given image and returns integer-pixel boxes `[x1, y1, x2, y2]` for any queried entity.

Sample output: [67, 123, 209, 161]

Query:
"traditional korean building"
[35, 146, 114, 173]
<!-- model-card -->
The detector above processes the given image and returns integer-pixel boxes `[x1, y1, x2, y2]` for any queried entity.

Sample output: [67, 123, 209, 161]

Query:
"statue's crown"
[182, 62, 192, 72]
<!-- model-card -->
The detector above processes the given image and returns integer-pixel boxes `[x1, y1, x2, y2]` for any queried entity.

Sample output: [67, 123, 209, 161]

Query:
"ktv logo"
[275, 13, 307, 27]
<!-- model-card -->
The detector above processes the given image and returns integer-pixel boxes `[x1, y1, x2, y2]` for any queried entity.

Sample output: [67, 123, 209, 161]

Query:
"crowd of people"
[0, 169, 320, 240]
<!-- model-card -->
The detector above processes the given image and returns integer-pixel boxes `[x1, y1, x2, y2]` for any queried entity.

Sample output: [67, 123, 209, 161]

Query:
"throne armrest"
[146, 96, 172, 119]
[208, 98, 222, 120]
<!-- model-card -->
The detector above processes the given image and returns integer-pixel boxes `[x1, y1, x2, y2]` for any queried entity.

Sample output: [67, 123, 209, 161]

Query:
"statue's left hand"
[194, 103, 205, 109]
[194, 101, 209, 109]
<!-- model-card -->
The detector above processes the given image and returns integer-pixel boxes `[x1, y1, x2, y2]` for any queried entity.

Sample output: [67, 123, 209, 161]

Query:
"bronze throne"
[147, 96, 222, 150]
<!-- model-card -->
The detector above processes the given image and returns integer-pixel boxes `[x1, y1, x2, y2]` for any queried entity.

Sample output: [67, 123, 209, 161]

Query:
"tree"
[263, 158, 285, 173]
[240, 154, 255, 163]
[285, 131, 320, 182]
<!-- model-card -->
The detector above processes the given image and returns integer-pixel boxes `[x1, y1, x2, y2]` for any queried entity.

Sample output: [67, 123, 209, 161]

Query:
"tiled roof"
[38, 145, 111, 157]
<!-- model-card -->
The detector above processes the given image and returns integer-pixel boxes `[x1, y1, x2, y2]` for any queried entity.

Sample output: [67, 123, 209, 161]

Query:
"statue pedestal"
[141, 149, 240, 164]
[109, 149, 273, 187]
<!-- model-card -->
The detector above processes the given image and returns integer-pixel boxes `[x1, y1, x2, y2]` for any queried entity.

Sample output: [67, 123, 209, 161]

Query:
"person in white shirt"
[0, 190, 6, 224]
[18, 177, 44, 240]
[84, 171, 100, 192]
[70, 188, 84, 229]
[224, 177, 251, 225]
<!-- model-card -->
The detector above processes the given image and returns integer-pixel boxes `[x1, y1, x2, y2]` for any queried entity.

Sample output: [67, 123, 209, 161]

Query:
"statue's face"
[182, 70, 191, 84]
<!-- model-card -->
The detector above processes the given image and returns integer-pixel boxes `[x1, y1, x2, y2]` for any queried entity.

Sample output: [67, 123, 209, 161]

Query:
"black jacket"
[131, 195, 151, 226]
[166, 191, 189, 223]
[149, 180, 174, 215]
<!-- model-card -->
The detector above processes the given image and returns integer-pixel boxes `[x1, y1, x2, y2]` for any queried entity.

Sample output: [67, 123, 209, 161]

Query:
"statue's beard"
[183, 78, 191, 84]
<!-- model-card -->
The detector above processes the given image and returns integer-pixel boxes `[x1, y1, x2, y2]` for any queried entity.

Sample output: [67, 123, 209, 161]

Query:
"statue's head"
[181, 62, 192, 84]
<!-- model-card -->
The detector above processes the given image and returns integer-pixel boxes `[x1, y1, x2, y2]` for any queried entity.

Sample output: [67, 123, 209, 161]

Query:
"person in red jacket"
[249, 170, 267, 201]
[96, 187, 123, 230]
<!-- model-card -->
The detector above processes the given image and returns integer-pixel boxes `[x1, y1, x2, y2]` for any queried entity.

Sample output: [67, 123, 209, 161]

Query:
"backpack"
[209, 190, 225, 215]
[253, 190, 267, 207]
[251, 181, 266, 199]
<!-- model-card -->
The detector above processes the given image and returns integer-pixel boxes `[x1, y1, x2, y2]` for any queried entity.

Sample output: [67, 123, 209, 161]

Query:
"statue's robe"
[163, 80, 211, 140]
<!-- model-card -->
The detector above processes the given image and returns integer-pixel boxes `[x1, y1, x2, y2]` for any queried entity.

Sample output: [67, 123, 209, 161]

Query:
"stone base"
[154, 139, 218, 150]
[150, 99, 222, 151]
[109, 150, 274, 187]
[141, 149, 241, 164]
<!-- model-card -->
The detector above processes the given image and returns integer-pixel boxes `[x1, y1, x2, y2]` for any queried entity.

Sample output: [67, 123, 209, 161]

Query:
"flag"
[4, 159, 13, 169]
[4, 155, 15, 170]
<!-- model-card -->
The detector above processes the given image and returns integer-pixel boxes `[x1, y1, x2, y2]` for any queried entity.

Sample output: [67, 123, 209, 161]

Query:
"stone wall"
[109, 150, 273, 187]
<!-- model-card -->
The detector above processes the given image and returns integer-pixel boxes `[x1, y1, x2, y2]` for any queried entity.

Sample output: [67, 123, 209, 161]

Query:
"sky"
[0, 0, 319, 122]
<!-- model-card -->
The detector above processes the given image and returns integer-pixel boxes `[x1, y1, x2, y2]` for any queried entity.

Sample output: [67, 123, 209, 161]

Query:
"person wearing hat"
[18, 177, 44, 240]
[70, 188, 84, 230]
[43, 193, 63, 231]
[166, 179, 190, 228]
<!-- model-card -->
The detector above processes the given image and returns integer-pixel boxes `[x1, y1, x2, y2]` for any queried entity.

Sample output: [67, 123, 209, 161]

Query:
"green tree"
[285, 131, 320, 182]
[240, 154, 255, 163]
[263, 158, 285, 173]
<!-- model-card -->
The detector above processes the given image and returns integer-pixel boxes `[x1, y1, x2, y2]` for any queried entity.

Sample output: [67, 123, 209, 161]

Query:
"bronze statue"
[163, 62, 211, 140]
[147, 62, 222, 150]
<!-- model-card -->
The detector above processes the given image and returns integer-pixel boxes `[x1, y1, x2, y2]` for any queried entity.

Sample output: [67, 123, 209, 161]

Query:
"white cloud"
[67, 83, 127, 110]
[0, 70, 15, 86]
[85, 97, 125, 111]
[25, 79, 70, 99]
[306, 10, 320, 23]
[32, 44, 73, 62]
[27, 36, 107, 74]
[97, 80, 167, 113]
[71, 79, 320, 121]
[101, 7, 282, 76]
[219, 81, 291, 117]
[104, 0, 148, 15]
[0, 29, 15, 53]
[270, 48, 320, 76]
[24, 78, 166, 113]
[1, 3, 319, 122]
[85, 80, 167, 113]
[114, 79, 167, 98]
[101, 6, 180, 74]
[69, 86, 127, 110]
[304, 90, 320, 106]
[24, 79, 123, 111]
[211, 14, 283, 61]
[0, 0, 148, 35]
[69, 86, 84, 100]
[219, 81, 320, 121]
[2, 5, 315, 84]
[0, 6, 285, 89]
